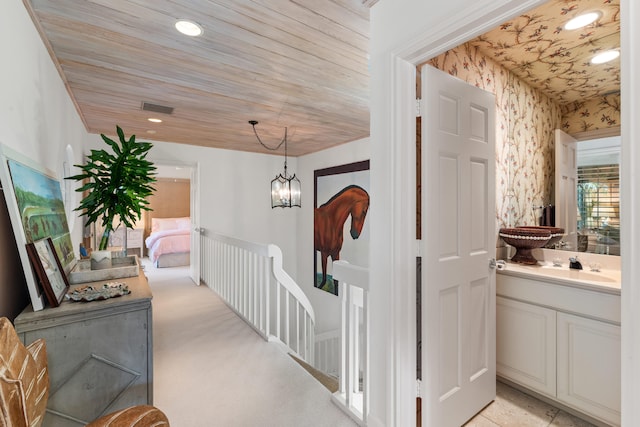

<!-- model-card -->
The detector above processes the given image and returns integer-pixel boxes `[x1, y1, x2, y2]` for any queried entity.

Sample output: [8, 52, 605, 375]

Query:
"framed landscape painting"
[0, 143, 76, 310]
[314, 160, 370, 295]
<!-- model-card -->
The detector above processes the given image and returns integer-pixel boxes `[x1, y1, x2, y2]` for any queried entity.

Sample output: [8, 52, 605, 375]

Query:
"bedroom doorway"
[146, 161, 200, 285]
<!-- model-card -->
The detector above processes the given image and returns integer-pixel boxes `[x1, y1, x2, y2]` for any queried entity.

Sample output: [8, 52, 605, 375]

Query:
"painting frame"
[26, 238, 70, 308]
[314, 160, 370, 295]
[0, 143, 76, 311]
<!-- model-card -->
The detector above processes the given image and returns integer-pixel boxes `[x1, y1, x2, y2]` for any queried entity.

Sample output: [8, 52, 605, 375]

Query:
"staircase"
[199, 230, 315, 363]
[290, 354, 339, 393]
[199, 231, 369, 425]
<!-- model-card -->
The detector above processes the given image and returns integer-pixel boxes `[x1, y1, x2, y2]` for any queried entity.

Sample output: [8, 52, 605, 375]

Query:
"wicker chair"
[0, 317, 169, 427]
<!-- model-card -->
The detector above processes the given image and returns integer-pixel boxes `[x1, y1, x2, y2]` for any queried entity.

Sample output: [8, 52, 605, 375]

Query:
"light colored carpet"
[143, 260, 357, 427]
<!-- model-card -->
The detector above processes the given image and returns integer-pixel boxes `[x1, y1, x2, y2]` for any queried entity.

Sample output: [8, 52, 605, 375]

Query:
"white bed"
[145, 217, 191, 267]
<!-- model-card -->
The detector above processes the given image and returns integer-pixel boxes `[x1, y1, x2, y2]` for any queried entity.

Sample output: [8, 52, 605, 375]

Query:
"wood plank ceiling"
[23, 0, 371, 156]
[23, 0, 619, 157]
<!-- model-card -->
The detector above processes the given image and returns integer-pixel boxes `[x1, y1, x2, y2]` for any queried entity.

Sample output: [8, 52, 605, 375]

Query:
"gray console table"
[14, 270, 154, 426]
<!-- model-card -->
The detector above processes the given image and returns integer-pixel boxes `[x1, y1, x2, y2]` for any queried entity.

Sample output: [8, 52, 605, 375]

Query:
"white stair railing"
[331, 260, 369, 426]
[200, 230, 315, 364]
[315, 329, 340, 377]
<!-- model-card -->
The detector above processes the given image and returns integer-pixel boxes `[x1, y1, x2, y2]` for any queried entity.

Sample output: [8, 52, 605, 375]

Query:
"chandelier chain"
[250, 121, 287, 151]
[249, 119, 301, 208]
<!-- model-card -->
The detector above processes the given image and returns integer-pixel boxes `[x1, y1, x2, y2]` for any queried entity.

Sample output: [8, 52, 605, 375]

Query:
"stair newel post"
[264, 255, 270, 338]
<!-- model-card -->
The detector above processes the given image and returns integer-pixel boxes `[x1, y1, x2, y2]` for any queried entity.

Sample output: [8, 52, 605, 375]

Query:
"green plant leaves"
[65, 125, 157, 250]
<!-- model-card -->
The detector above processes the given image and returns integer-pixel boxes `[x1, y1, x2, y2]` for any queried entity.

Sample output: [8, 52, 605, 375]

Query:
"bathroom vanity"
[496, 251, 620, 426]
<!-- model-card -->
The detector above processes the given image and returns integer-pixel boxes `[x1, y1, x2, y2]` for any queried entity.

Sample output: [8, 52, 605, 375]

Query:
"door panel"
[470, 159, 488, 252]
[439, 155, 459, 257]
[439, 285, 461, 398]
[496, 296, 557, 397]
[421, 64, 496, 427]
[557, 312, 621, 425]
[468, 277, 489, 380]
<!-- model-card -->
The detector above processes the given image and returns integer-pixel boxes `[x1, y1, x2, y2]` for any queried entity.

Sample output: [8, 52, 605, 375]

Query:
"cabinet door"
[557, 312, 621, 426]
[23, 308, 152, 426]
[497, 297, 556, 397]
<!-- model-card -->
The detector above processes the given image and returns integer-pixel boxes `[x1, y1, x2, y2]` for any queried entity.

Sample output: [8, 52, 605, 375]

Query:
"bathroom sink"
[500, 262, 621, 290]
[499, 227, 553, 265]
[537, 266, 618, 283]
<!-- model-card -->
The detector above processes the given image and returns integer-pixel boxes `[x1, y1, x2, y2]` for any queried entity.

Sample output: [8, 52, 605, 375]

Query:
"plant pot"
[91, 250, 112, 270]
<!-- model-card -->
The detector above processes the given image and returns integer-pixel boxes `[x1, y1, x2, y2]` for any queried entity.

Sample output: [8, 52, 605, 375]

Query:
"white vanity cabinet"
[496, 272, 620, 426]
[497, 296, 556, 397]
[556, 312, 621, 425]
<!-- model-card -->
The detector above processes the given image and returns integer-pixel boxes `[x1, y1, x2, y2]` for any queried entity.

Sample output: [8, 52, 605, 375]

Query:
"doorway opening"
[405, 0, 622, 425]
[145, 161, 200, 285]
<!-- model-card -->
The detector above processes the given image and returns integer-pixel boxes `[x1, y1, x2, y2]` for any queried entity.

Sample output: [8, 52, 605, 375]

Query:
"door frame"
[374, 0, 639, 425]
[150, 159, 200, 284]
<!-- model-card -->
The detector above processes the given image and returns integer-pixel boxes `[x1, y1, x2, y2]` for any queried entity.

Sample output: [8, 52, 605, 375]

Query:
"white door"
[421, 65, 496, 427]
[190, 163, 201, 285]
[555, 129, 577, 249]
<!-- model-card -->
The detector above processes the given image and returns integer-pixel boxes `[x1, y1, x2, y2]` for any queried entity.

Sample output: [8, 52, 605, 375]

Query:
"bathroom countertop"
[497, 261, 621, 295]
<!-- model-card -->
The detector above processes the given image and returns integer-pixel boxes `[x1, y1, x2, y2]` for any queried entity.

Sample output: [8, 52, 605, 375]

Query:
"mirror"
[574, 135, 621, 254]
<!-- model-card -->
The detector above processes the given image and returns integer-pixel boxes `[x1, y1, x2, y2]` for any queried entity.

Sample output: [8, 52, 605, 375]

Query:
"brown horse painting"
[314, 185, 370, 290]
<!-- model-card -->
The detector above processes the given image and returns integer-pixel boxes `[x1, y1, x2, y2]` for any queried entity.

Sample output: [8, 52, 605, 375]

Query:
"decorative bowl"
[516, 226, 565, 247]
[499, 227, 552, 264]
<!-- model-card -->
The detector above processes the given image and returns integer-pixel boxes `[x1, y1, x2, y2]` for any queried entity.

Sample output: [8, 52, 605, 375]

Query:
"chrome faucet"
[569, 256, 583, 270]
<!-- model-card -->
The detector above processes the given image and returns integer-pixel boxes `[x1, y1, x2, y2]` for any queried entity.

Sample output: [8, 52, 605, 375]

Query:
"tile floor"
[465, 382, 597, 427]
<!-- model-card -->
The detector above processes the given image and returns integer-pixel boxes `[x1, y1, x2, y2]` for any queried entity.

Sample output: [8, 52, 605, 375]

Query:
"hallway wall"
[297, 138, 370, 333]
[0, 0, 87, 319]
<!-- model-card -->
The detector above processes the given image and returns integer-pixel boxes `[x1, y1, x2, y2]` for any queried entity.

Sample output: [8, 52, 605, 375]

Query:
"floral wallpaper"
[470, 0, 620, 106]
[561, 93, 621, 134]
[425, 0, 621, 248]
[507, 74, 561, 227]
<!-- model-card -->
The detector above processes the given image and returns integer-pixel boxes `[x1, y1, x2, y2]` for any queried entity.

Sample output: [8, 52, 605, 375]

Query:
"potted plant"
[68, 126, 156, 267]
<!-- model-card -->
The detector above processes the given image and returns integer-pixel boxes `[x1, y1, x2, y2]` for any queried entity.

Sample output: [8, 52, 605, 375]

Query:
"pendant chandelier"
[249, 120, 301, 208]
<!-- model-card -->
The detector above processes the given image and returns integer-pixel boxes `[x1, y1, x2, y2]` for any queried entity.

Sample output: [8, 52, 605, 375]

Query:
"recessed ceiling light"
[146, 130, 157, 134]
[148, 118, 162, 123]
[591, 49, 620, 64]
[175, 19, 203, 37]
[564, 12, 601, 30]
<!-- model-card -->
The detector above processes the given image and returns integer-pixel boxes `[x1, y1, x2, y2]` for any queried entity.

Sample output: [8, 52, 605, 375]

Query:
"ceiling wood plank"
[24, 0, 371, 156]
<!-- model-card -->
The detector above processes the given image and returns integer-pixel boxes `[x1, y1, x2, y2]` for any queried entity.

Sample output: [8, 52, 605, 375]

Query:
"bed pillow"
[176, 217, 191, 230]
[151, 217, 190, 233]
[152, 218, 178, 233]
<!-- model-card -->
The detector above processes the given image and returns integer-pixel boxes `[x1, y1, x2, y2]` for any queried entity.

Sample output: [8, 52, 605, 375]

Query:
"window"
[576, 136, 620, 255]
[577, 164, 620, 253]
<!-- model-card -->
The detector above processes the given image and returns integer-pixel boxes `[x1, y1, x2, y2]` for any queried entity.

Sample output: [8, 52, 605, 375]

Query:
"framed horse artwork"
[314, 160, 370, 295]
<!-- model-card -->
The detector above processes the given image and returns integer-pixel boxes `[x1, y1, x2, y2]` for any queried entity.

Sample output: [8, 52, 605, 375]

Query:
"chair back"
[0, 317, 49, 427]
